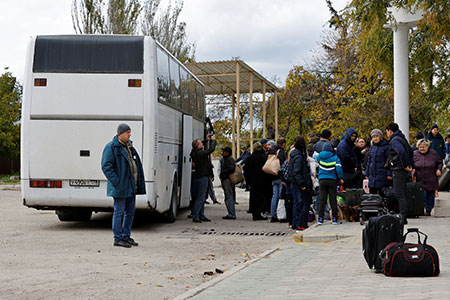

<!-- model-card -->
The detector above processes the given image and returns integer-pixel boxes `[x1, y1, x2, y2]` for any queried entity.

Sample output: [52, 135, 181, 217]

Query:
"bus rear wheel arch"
[164, 176, 179, 223]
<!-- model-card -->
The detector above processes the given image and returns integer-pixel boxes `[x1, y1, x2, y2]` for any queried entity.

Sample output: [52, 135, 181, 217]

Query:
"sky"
[0, 0, 349, 85]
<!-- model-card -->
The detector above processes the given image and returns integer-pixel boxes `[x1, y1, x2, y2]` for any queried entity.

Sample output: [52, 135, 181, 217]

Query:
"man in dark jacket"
[244, 142, 271, 220]
[336, 128, 359, 189]
[386, 122, 413, 224]
[220, 147, 237, 219]
[102, 124, 146, 248]
[426, 124, 446, 160]
[235, 146, 250, 165]
[190, 134, 217, 223]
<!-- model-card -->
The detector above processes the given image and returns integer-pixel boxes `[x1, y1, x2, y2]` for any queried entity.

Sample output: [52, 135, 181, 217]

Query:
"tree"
[0, 69, 22, 169]
[141, 0, 195, 63]
[71, 0, 195, 62]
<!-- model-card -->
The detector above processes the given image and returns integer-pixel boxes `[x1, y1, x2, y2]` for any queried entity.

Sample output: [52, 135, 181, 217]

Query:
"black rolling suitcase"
[362, 214, 403, 272]
[406, 182, 424, 217]
[381, 228, 440, 277]
[359, 194, 386, 225]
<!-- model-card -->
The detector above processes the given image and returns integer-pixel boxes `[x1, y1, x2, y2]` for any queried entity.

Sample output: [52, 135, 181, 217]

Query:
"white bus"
[21, 35, 206, 222]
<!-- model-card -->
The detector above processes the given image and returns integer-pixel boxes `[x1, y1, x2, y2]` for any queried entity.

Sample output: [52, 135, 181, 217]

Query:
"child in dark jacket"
[316, 143, 344, 225]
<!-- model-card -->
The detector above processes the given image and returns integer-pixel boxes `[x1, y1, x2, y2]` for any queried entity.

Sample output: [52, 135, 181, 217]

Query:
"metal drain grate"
[201, 231, 289, 237]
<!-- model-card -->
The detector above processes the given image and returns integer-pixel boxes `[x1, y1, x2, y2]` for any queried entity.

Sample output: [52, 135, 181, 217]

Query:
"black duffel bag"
[380, 228, 440, 277]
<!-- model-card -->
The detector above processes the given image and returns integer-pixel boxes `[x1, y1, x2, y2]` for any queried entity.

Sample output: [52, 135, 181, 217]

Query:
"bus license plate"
[69, 180, 100, 187]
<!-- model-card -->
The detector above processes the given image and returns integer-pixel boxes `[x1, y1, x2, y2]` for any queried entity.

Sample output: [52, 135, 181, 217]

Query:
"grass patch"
[0, 172, 20, 185]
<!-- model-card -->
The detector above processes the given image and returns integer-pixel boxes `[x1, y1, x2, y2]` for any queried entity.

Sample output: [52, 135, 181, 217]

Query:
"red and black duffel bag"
[381, 228, 440, 277]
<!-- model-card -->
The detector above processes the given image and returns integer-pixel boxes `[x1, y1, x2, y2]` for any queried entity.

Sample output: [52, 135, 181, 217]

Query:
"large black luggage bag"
[381, 228, 440, 277]
[406, 182, 424, 217]
[362, 214, 403, 272]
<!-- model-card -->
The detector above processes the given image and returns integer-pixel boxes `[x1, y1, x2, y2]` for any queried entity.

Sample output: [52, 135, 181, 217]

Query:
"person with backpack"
[316, 143, 344, 225]
[386, 122, 414, 225]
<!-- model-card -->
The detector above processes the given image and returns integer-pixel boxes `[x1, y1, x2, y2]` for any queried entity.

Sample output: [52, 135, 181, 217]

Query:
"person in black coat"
[288, 135, 313, 230]
[220, 147, 237, 219]
[365, 129, 391, 194]
[243, 142, 271, 220]
[337, 128, 359, 189]
[426, 124, 446, 160]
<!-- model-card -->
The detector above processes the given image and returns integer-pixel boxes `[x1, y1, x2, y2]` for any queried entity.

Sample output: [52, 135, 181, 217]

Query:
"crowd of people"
[189, 122, 450, 232]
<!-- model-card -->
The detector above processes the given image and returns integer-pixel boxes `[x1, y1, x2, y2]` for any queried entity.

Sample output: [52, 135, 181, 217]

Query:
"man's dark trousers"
[393, 169, 408, 220]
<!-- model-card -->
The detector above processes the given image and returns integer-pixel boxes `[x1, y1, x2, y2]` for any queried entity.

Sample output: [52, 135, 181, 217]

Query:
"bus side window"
[180, 68, 190, 113]
[189, 77, 197, 115]
[196, 82, 203, 120]
[169, 57, 181, 109]
[156, 47, 170, 103]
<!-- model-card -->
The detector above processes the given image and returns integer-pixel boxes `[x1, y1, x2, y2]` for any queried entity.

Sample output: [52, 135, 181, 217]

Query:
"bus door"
[180, 114, 193, 208]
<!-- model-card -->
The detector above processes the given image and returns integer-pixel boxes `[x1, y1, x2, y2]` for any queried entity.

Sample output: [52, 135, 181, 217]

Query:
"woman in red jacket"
[413, 139, 443, 216]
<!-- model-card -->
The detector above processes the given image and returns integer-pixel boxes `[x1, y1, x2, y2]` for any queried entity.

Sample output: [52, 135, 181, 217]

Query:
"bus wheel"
[165, 181, 178, 223]
[56, 209, 92, 222]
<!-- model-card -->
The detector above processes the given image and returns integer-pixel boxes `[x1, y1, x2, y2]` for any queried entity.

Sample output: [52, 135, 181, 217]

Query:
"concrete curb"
[0, 184, 20, 191]
[292, 223, 353, 243]
[173, 246, 281, 300]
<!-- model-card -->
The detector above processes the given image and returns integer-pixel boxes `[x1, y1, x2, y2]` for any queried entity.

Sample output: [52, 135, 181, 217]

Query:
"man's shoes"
[317, 217, 324, 225]
[253, 216, 267, 221]
[212, 201, 221, 204]
[205, 200, 211, 204]
[246, 210, 252, 214]
[270, 217, 279, 223]
[235, 201, 239, 205]
[187, 214, 193, 219]
[332, 217, 340, 225]
[200, 217, 211, 222]
[126, 237, 139, 246]
[425, 209, 431, 216]
[193, 218, 201, 223]
[222, 215, 236, 220]
[114, 239, 131, 248]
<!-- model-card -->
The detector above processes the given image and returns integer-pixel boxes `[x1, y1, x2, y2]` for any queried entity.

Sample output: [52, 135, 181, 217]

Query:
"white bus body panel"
[28, 120, 142, 180]
[30, 74, 144, 119]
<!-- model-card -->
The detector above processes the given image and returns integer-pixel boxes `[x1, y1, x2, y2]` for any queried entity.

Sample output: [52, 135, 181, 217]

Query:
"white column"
[393, 25, 410, 140]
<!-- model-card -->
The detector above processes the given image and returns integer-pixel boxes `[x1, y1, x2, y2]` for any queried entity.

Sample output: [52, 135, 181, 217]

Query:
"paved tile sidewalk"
[186, 217, 450, 300]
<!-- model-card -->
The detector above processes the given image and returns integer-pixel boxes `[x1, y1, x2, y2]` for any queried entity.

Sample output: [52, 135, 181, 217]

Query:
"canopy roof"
[185, 60, 278, 95]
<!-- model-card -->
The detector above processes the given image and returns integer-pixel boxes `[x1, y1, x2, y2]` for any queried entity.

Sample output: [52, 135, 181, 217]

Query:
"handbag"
[381, 228, 440, 277]
[262, 149, 281, 176]
[277, 199, 287, 220]
[229, 164, 245, 185]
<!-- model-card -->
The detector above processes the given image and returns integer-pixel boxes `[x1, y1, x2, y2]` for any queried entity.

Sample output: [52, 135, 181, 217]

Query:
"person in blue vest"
[101, 124, 146, 248]
[426, 124, 446, 160]
[316, 143, 344, 225]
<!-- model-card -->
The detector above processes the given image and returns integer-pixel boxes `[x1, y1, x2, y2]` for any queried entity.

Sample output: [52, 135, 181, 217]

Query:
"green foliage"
[141, 0, 195, 63]
[0, 69, 22, 161]
[71, 0, 195, 62]
[271, 0, 450, 141]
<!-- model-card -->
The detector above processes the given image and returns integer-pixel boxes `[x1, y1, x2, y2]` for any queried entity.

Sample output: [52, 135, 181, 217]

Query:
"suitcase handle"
[402, 228, 428, 245]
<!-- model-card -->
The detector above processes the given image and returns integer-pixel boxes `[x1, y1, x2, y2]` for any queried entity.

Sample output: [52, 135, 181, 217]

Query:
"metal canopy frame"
[186, 60, 278, 157]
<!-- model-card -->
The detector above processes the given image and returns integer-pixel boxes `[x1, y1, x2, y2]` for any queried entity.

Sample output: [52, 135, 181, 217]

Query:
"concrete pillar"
[393, 25, 410, 140]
